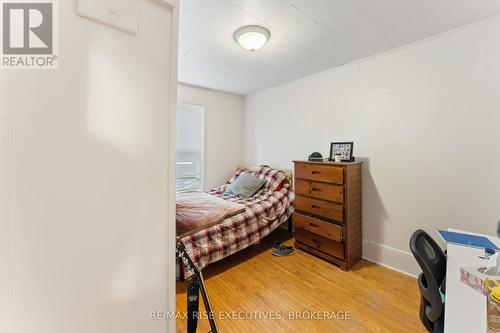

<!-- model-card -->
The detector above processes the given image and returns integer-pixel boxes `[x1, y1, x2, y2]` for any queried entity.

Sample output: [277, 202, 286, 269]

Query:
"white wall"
[178, 83, 245, 189]
[0, 1, 178, 332]
[244, 16, 500, 276]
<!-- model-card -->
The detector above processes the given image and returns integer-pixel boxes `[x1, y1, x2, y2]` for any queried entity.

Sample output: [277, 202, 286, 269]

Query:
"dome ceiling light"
[234, 25, 270, 52]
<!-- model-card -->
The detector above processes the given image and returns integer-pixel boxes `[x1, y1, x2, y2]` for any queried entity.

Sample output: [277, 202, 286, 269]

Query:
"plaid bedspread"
[179, 166, 295, 278]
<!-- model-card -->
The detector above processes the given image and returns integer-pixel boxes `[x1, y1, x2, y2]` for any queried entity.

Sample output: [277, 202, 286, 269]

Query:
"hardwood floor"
[176, 228, 426, 333]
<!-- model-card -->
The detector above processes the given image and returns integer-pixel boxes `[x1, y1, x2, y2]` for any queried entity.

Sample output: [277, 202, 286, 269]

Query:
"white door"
[0, 1, 179, 332]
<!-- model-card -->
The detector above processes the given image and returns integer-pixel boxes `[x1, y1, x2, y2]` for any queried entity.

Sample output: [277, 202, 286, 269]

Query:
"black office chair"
[409, 229, 447, 333]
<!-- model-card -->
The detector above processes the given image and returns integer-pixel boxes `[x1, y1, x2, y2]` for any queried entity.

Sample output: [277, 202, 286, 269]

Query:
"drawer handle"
[311, 188, 321, 192]
[311, 171, 321, 175]
[309, 223, 320, 228]
[311, 205, 321, 209]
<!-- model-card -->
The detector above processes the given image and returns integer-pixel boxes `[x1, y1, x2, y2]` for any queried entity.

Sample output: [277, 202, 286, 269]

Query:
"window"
[176, 103, 204, 192]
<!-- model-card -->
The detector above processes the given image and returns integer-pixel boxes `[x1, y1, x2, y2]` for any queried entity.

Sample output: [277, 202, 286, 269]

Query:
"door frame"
[164, 1, 179, 332]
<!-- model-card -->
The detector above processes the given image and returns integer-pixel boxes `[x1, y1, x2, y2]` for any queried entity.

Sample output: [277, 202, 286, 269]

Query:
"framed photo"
[329, 142, 354, 162]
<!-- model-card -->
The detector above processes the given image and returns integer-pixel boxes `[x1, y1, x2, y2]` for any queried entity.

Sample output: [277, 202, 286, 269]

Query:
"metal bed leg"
[178, 257, 185, 282]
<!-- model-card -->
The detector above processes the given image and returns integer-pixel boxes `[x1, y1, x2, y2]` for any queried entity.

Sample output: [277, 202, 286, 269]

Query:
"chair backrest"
[410, 229, 446, 323]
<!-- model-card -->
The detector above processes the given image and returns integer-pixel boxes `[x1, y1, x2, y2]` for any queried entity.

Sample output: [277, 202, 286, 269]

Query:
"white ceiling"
[179, 0, 500, 95]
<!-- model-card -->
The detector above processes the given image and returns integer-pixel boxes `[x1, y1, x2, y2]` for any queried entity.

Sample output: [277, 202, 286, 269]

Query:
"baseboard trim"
[362, 239, 419, 278]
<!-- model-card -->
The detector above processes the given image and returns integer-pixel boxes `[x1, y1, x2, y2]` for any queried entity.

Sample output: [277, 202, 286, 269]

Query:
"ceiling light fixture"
[234, 25, 270, 51]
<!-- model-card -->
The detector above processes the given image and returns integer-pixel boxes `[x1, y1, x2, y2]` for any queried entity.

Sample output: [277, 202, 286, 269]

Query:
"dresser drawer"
[295, 163, 344, 184]
[293, 213, 342, 242]
[295, 195, 344, 222]
[296, 229, 344, 260]
[295, 179, 344, 203]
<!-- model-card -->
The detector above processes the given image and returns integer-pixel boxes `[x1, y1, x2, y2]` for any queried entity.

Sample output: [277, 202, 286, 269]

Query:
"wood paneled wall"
[244, 16, 500, 275]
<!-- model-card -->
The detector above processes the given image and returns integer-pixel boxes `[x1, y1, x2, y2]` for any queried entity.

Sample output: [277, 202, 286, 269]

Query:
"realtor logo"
[1, 0, 57, 69]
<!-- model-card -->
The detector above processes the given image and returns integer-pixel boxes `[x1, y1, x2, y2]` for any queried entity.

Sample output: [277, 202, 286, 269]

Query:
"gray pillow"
[224, 172, 267, 198]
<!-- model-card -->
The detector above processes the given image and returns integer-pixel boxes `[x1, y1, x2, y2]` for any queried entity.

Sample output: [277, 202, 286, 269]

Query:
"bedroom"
[1, 1, 499, 333]
[175, 0, 500, 332]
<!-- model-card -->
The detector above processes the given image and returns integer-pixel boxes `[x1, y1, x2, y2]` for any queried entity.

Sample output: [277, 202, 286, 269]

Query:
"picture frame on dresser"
[329, 142, 354, 162]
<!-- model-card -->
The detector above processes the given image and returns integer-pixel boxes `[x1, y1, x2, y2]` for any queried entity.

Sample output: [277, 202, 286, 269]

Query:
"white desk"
[444, 229, 499, 333]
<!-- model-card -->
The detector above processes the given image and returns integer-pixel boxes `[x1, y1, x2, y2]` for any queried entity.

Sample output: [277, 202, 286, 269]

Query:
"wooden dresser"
[293, 160, 362, 270]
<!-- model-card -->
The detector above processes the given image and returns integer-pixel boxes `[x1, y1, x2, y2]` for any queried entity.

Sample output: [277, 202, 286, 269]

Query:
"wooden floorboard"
[176, 228, 426, 333]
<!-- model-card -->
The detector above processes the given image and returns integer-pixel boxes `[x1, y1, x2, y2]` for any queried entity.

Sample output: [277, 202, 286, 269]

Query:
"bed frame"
[177, 165, 294, 282]
[178, 221, 294, 282]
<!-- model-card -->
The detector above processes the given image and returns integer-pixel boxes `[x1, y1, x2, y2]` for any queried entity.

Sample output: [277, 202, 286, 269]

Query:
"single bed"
[177, 165, 295, 279]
